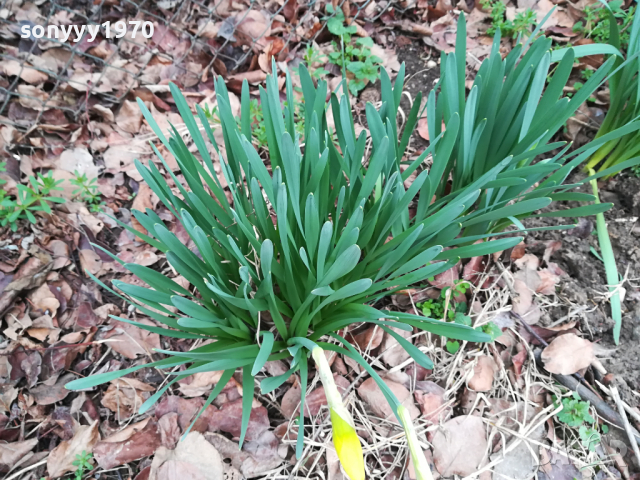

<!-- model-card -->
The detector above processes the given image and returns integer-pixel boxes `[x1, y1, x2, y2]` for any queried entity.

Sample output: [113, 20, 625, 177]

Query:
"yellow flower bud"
[398, 405, 434, 480]
[312, 347, 365, 480]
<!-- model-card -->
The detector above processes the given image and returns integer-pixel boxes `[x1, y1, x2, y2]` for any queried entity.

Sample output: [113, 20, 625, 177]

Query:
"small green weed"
[72, 450, 93, 480]
[418, 282, 470, 322]
[573, 0, 636, 51]
[239, 98, 305, 149]
[481, 0, 537, 39]
[296, 45, 329, 80]
[418, 282, 502, 354]
[557, 393, 595, 427]
[326, 5, 382, 96]
[556, 393, 603, 451]
[0, 166, 65, 231]
[567, 81, 596, 103]
[71, 171, 103, 213]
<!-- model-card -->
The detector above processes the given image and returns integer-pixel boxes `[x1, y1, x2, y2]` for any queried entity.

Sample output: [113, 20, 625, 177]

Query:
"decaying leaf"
[149, 432, 224, 480]
[430, 415, 487, 477]
[47, 421, 100, 477]
[541, 333, 595, 375]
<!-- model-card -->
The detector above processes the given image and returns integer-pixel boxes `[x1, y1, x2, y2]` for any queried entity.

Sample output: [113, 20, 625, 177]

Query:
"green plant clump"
[0, 166, 65, 231]
[573, 0, 636, 51]
[67, 14, 640, 461]
[71, 171, 103, 212]
[326, 5, 382, 96]
[583, 5, 640, 177]
[72, 450, 93, 480]
[481, 0, 538, 39]
[556, 393, 602, 451]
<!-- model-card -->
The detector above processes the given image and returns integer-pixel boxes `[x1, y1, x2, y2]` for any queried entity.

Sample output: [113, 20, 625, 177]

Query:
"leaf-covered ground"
[2, 0, 640, 479]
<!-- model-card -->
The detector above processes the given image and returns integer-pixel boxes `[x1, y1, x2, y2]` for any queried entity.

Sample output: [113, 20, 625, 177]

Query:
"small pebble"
[427, 60, 437, 69]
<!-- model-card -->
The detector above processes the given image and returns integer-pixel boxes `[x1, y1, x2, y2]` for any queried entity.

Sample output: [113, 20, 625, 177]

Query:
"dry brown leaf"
[416, 118, 430, 141]
[47, 421, 100, 477]
[116, 100, 143, 134]
[537, 268, 560, 295]
[467, 355, 496, 392]
[102, 378, 155, 421]
[30, 373, 76, 405]
[541, 333, 594, 375]
[348, 325, 383, 351]
[79, 249, 103, 275]
[57, 148, 99, 179]
[149, 432, 224, 480]
[380, 325, 412, 367]
[94, 418, 162, 469]
[430, 415, 487, 477]
[17, 85, 49, 110]
[0, 386, 19, 412]
[0, 59, 48, 84]
[48, 239, 70, 270]
[414, 381, 450, 424]
[131, 183, 159, 237]
[29, 283, 60, 316]
[0, 438, 38, 469]
[178, 371, 224, 398]
[357, 377, 419, 422]
[101, 317, 161, 359]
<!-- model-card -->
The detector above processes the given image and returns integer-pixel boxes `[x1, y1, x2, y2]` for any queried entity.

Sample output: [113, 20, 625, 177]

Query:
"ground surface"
[2, 1, 640, 479]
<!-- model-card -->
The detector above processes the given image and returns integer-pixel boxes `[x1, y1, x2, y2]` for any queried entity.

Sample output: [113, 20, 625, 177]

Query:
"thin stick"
[5, 458, 47, 480]
[610, 386, 640, 466]
[597, 381, 640, 425]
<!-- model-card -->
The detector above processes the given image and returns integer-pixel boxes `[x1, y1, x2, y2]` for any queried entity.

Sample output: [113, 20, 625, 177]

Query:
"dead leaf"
[29, 283, 60, 316]
[79, 249, 103, 276]
[0, 59, 48, 84]
[149, 431, 224, 480]
[467, 355, 496, 392]
[347, 325, 383, 351]
[131, 183, 159, 235]
[48, 240, 71, 270]
[541, 333, 594, 375]
[94, 418, 162, 469]
[178, 371, 224, 398]
[116, 100, 143, 134]
[380, 325, 412, 367]
[47, 421, 100, 477]
[30, 373, 76, 405]
[414, 381, 451, 424]
[205, 432, 283, 478]
[57, 148, 99, 179]
[428, 263, 459, 288]
[102, 378, 155, 421]
[357, 377, 419, 422]
[430, 415, 487, 477]
[101, 317, 161, 359]
[0, 438, 38, 470]
[207, 398, 269, 442]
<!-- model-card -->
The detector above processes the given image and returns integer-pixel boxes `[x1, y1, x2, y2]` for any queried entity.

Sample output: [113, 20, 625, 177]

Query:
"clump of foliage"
[418, 282, 501, 354]
[295, 45, 329, 80]
[326, 5, 382, 95]
[418, 283, 469, 322]
[556, 393, 603, 452]
[0, 166, 65, 231]
[480, 0, 537, 38]
[68, 59, 507, 463]
[72, 450, 93, 480]
[67, 14, 638, 474]
[573, 0, 636, 51]
[71, 171, 103, 212]
[583, 5, 640, 177]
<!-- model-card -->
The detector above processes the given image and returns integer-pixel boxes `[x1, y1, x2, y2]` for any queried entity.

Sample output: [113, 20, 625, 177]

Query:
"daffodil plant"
[65, 13, 640, 477]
